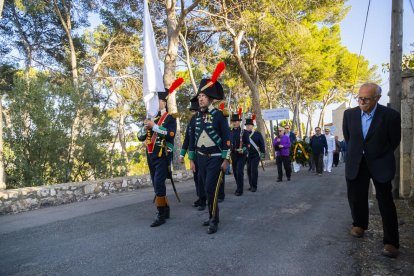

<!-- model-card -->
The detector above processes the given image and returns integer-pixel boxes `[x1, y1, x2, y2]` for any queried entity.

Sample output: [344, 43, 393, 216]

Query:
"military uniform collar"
[160, 108, 167, 115]
[208, 104, 214, 112]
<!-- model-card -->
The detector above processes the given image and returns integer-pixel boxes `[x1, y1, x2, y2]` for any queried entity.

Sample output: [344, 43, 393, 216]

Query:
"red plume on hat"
[200, 62, 225, 91]
[218, 102, 225, 111]
[168, 77, 184, 94]
[238, 107, 243, 120]
[252, 114, 256, 121]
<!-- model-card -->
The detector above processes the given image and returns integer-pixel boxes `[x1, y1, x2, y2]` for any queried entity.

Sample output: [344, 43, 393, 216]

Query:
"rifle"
[239, 94, 247, 153]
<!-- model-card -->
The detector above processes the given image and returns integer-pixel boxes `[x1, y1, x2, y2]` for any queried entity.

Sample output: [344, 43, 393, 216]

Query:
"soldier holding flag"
[138, 79, 183, 227]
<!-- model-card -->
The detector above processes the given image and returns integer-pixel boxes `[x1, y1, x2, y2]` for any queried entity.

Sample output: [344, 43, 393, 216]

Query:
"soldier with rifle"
[230, 108, 249, 196]
[245, 114, 265, 192]
[188, 62, 230, 234]
[138, 78, 183, 227]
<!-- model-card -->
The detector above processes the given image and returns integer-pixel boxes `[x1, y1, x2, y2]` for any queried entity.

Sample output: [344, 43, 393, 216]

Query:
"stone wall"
[401, 69, 414, 198]
[0, 170, 194, 215]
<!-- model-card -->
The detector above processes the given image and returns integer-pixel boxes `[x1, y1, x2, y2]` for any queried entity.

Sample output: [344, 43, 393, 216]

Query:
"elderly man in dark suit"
[343, 83, 401, 258]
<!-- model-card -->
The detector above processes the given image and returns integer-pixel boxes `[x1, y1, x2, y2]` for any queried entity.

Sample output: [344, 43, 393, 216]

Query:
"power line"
[353, 0, 371, 88]
[348, 0, 371, 105]
[409, 0, 414, 15]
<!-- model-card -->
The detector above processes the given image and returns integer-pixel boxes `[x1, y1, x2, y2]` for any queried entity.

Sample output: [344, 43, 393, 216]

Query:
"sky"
[90, 0, 414, 129]
[323, 0, 414, 122]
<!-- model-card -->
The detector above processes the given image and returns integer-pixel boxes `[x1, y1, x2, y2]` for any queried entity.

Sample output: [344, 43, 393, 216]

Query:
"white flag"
[143, 0, 164, 119]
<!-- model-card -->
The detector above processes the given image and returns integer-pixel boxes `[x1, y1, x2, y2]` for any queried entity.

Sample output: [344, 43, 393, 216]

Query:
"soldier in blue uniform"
[138, 90, 177, 227]
[245, 115, 265, 192]
[230, 111, 249, 196]
[188, 78, 231, 234]
[179, 98, 206, 210]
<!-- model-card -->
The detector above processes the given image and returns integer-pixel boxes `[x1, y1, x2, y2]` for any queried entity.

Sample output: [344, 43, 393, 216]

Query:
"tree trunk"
[232, 32, 270, 159]
[297, 100, 302, 139]
[164, 0, 184, 170]
[118, 112, 129, 173]
[54, 0, 83, 181]
[317, 107, 325, 128]
[0, 96, 5, 189]
[179, 32, 198, 93]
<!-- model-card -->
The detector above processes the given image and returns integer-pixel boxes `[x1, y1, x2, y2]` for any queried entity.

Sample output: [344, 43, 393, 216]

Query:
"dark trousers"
[231, 153, 246, 193]
[276, 155, 291, 180]
[346, 157, 399, 248]
[313, 153, 324, 174]
[247, 155, 260, 189]
[333, 152, 340, 167]
[193, 158, 206, 203]
[147, 154, 168, 196]
[197, 155, 222, 222]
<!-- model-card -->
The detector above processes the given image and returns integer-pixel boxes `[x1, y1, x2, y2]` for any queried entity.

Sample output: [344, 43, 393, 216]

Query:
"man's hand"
[144, 119, 155, 129]
[278, 145, 283, 148]
[190, 160, 196, 172]
[221, 159, 230, 172]
[236, 148, 243, 154]
[179, 156, 185, 164]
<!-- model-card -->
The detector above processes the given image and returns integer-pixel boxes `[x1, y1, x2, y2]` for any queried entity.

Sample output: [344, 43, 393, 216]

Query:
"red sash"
[147, 112, 169, 153]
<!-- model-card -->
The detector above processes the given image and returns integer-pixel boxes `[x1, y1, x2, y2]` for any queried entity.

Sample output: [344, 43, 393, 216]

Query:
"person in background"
[284, 125, 297, 144]
[246, 115, 265, 192]
[273, 128, 291, 182]
[309, 127, 327, 176]
[333, 135, 341, 167]
[230, 111, 249, 196]
[323, 128, 335, 172]
[340, 139, 348, 163]
[179, 98, 205, 210]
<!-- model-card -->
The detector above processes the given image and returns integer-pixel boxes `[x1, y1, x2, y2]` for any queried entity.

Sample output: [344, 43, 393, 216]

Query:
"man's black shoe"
[192, 199, 200, 208]
[218, 198, 224, 203]
[287, 178, 291, 181]
[248, 187, 252, 191]
[198, 204, 206, 211]
[251, 188, 257, 192]
[202, 220, 210, 226]
[207, 224, 218, 234]
[277, 179, 282, 182]
[235, 192, 242, 196]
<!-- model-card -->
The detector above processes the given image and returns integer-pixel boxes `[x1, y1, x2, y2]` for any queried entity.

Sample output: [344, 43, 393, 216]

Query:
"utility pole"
[389, 0, 403, 198]
[0, 96, 5, 189]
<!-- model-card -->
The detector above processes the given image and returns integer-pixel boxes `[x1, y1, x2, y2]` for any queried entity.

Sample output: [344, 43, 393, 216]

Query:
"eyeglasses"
[355, 96, 378, 103]
[284, 127, 289, 130]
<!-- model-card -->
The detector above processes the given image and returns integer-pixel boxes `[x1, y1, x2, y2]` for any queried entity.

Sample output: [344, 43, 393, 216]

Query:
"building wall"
[330, 103, 348, 141]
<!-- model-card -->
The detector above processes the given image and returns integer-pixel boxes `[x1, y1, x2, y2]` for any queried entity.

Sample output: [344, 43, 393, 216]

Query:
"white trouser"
[323, 152, 334, 172]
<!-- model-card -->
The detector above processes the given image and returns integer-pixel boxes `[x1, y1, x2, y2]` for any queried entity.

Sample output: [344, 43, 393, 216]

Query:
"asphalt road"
[1, 164, 363, 275]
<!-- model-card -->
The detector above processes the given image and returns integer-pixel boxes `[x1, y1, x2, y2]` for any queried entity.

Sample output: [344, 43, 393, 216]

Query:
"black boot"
[202, 201, 212, 226]
[150, 206, 166, 227]
[207, 206, 219, 234]
[164, 205, 170, 219]
[192, 198, 200, 207]
[198, 197, 206, 211]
